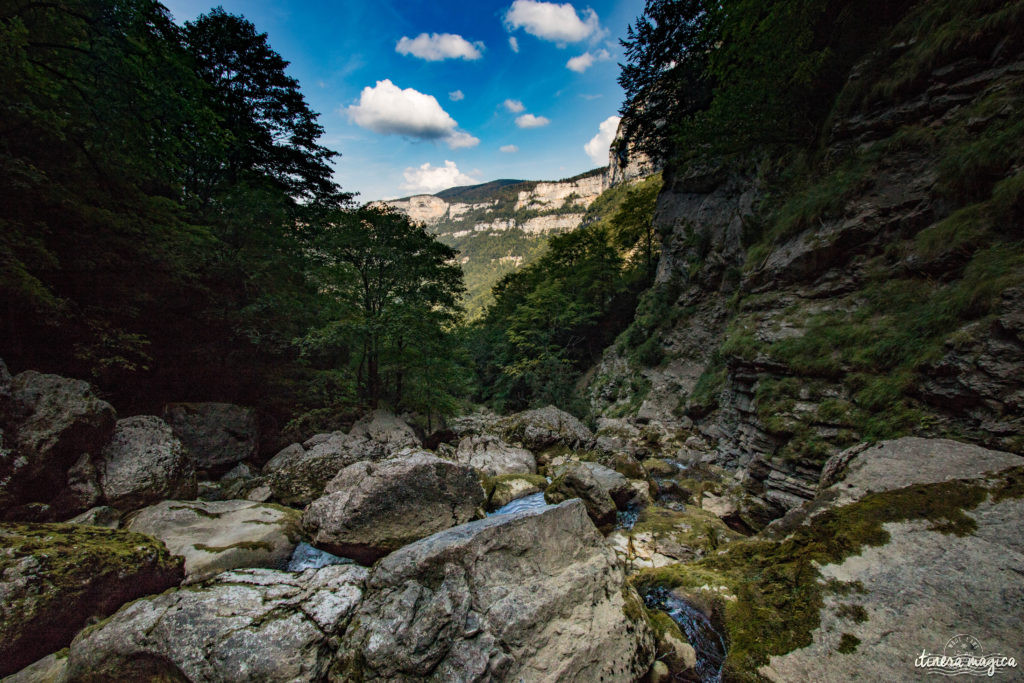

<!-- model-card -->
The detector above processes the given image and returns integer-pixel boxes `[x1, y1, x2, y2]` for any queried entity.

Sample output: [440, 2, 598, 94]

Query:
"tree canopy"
[0, 0, 465, 432]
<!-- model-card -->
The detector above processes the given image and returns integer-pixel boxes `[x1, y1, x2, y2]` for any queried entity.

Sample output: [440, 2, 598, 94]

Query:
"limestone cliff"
[588, 4, 1024, 521]
[387, 162, 655, 316]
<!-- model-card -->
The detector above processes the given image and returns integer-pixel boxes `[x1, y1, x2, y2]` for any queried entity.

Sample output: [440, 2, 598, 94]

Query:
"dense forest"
[0, 1, 465, 435]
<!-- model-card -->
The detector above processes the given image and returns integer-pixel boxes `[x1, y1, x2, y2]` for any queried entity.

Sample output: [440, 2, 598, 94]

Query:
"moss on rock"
[630, 468, 1024, 680]
[0, 522, 183, 677]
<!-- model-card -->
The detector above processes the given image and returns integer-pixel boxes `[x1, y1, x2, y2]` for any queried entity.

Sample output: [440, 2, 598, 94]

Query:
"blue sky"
[162, 0, 646, 201]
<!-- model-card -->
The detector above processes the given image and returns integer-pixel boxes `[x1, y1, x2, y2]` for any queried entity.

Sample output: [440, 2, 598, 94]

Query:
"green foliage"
[466, 176, 664, 412]
[301, 205, 466, 416]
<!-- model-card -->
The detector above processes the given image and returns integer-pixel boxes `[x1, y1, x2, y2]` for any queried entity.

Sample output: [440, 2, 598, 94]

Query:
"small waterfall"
[643, 587, 727, 682]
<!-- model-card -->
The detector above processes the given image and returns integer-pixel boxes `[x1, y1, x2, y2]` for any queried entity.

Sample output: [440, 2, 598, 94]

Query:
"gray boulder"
[162, 402, 257, 470]
[98, 415, 197, 511]
[348, 409, 421, 451]
[127, 499, 301, 584]
[1, 371, 116, 515]
[64, 565, 368, 682]
[500, 405, 594, 454]
[263, 441, 305, 473]
[340, 499, 655, 681]
[545, 461, 634, 531]
[268, 433, 387, 506]
[0, 522, 183, 677]
[454, 434, 536, 477]
[68, 505, 122, 529]
[303, 451, 485, 564]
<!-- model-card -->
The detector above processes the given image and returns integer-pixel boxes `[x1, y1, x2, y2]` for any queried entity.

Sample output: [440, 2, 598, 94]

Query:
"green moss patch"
[630, 468, 1024, 680]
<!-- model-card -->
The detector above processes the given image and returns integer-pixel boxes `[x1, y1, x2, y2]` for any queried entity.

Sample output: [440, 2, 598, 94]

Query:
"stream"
[643, 587, 727, 682]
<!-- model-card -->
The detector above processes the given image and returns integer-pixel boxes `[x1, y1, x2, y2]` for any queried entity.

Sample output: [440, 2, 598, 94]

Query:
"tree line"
[0, 1, 464, 431]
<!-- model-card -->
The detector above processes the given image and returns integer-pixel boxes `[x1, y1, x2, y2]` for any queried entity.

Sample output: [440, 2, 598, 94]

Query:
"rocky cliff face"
[588, 12, 1024, 521]
[387, 163, 657, 316]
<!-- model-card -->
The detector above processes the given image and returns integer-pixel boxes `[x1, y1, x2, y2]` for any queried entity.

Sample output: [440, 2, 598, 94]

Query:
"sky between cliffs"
[163, 0, 645, 200]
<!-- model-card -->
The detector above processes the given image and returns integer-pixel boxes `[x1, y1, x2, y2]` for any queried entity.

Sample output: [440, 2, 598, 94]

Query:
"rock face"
[501, 405, 594, 454]
[64, 565, 368, 682]
[162, 402, 257, 470]
[0, 522, 183, 676]
[98, 415, 197, 511]
[341, 500, 655, 681]
[303, 452, 485, 564]
[758, 439, 1024, 682]
[454, 434, 536, 477]
[545, 461, 634, 531]
[0, 371, 116, 517]
[127, 499, 301, 583]
[265, 411, 421, 506]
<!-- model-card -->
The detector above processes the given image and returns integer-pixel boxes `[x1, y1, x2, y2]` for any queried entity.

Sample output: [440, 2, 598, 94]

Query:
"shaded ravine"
[643, 587, 727, 683]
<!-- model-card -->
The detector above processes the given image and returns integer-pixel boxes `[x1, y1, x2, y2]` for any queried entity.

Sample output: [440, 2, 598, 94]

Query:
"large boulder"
[127, 499, 301, 583]
[545, 461, 635, 531]
[454, 434, 536, 477]
[267, 433, 387, 507]
[64, 565, 368, 682]
[0, 522, 183, 676]
[162, 402, 257, 471]
[98, 415, 197, 511]
[340, 499, 655, 681]
[303, 451, 485, 564]
[500, 405, 594, 454]
[0, 371, 115, 514]
[348, 409, 421, 451]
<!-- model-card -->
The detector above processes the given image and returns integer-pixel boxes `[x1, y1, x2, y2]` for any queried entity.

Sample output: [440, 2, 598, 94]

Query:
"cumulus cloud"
[449, 90, 465, 101]
[400, 161, 479, 193]
[509, 36, 519, 52]
[566, 48, 610, 73]
[346, 80, 477, 148]
[396, 33, 484, 61]
[584, 115, 620, 165]
[504, 0, 601, 44]
[446, 130, 480, 149]
[500, 144, 519, 153]
[516, 113, 550, 128]
[503, 99, 525, 113]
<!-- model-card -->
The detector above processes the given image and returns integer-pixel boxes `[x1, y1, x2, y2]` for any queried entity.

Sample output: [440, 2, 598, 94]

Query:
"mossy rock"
[631, 466, 1024, 679]
[0, 522, 183, 677]
[642, 458, 679, 478]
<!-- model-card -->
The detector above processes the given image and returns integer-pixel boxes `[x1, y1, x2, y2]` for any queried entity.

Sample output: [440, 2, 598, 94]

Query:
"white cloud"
[446, 130, 480, 149]
[566, 48, 610, 73]
[516, 113, 550, 128]
[509, 36, 519, 52]
[500, 144, 519, 153]
[346, 80, 477, 148]
[449, 90, 465, 101]
[504, 0, 601, 44]
[400, 161, 479, 194]
[503, 99, 525, 113]
[584, 115, 620, 165]
[396, 33, 484, 61]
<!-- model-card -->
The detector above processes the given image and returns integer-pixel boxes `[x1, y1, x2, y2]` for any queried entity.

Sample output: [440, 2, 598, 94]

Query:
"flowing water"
[287, 542, 353, 572]
[487, 492, 550, 516]
[643, 587, 727, 683]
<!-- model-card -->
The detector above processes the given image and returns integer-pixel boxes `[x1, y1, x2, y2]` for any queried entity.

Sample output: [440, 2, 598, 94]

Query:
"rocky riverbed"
[2, 359, 1022, 681]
